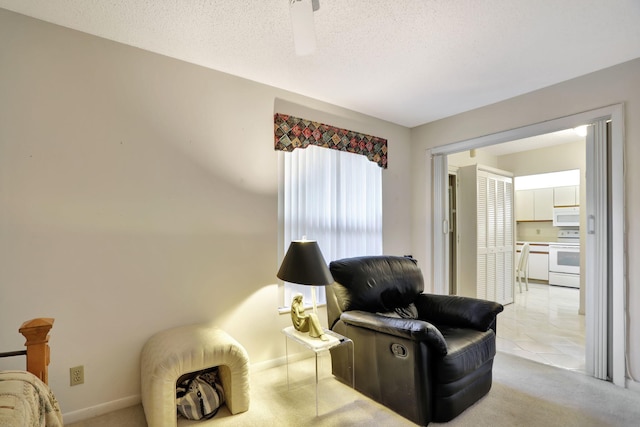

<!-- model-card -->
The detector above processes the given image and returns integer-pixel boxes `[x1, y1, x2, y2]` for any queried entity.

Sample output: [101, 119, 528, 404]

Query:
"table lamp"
[277, 238, 333, 316]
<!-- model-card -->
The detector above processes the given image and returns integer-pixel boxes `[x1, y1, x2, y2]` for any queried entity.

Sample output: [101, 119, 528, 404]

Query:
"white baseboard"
[627, 378, 640, 393]
[250, 351, 315, 373]
[62, 354, 318, 423]
[62, 394, 140, 424]
[250, 355, 287, 372]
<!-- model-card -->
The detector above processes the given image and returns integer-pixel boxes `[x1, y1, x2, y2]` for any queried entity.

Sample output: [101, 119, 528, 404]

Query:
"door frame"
[430, 104, 625, 386]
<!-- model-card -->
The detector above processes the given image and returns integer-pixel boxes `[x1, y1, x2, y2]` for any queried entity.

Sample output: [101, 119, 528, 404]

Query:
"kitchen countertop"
[517, 241, 553, 245]
[517, 241, 580, 247]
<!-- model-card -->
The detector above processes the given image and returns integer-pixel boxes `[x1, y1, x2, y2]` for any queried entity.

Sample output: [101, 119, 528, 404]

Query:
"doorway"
[448, 171, 458, 296]
[430, 104, 625, 386]
[448, 139, 585, 372]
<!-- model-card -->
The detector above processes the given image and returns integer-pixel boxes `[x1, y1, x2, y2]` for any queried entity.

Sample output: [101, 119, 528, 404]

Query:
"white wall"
[410, 58, 640, 383]
[496, 141, 586, 177]
[448, 150, 498, 169]
[0, 9, 412, 419]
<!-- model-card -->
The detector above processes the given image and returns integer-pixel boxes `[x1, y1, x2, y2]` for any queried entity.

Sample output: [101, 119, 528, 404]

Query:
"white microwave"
[553, 207, 580, 227]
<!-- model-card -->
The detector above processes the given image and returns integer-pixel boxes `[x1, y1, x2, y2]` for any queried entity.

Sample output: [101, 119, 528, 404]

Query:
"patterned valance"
[274, 113, 387, 168]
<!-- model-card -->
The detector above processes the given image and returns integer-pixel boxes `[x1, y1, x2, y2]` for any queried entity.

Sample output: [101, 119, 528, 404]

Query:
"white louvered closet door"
[477, 170, 514, 305]
[457, 164, 514, 304]
[502, 178, 514, 304]
[495, 176, 505, 303]
[476, 173, 488, 300]
[486, 173, 497, 302]
[493, 174, 514, 305]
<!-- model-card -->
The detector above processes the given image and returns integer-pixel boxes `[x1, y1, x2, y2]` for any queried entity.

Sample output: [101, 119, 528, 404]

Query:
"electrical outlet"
[70, 365, 84, 386]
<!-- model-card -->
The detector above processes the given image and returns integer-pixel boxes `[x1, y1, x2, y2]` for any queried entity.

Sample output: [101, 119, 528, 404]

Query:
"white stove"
[556, 229, 580, 244]
[548, 229, 580, 288]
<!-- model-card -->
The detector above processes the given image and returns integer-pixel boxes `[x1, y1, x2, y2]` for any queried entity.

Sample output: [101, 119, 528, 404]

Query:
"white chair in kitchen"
[516, 243, 530, 292]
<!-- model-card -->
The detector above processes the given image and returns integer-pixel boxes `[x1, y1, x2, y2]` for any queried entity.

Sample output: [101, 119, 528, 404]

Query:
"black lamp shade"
[277, 240, 333, 286]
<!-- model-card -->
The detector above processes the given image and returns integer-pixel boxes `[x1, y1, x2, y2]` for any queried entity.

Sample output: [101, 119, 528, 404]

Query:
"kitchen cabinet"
[554, 185, 579, 206]
[515, 190, 534, 220]
[457, 165, 514, 305]
[529, 252, 549, 281]
[516, 188, 553, 221]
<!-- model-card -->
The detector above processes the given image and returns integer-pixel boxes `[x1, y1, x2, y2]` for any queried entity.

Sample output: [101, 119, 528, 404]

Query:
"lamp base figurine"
[291, 294, 328, 341]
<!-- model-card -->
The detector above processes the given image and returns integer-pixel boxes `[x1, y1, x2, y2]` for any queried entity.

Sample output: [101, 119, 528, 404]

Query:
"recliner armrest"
[340, 311, 448, 355]
[414, 294, 503, 332]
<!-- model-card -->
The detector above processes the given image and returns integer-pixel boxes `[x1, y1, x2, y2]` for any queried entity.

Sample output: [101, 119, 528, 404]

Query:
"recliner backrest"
[329, 256, 424, 315]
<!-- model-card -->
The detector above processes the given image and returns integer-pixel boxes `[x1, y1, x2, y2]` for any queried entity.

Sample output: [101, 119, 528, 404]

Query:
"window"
[279, 145, 383, 307]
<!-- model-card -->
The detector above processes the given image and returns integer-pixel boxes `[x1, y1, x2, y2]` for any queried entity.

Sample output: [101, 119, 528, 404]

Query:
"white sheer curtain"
[281, 145, 383, 307]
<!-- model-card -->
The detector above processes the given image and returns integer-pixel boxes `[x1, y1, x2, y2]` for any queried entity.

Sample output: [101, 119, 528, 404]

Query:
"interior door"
[585, 118, 610, 380]
[432, 154, 449, 295]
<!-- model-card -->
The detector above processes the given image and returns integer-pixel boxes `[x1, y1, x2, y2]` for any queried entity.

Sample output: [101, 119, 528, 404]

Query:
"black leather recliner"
[327, 256, 503, 426]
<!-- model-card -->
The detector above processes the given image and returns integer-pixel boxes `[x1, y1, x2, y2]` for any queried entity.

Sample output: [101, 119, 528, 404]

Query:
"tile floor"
[496, 281, 586, 373]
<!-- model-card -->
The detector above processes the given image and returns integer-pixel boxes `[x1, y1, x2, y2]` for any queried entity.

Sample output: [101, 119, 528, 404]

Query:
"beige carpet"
[67, 352, 640, 426]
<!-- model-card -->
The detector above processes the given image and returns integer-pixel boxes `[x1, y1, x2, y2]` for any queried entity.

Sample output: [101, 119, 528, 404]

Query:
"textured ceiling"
[1, 0, 639, 128]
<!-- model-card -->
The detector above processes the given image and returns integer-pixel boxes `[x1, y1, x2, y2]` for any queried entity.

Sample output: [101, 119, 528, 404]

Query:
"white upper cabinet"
[554, 185, 579, 206]
[515, 190, 534, 221]
[534, 188, 554, 220]
[515, 170, 580, 221]
[515, 188, 553, 221]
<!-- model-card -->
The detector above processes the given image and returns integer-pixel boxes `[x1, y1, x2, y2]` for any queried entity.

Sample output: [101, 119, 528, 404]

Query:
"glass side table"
[281, 325, 354, 416]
